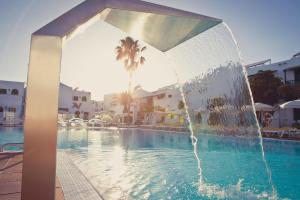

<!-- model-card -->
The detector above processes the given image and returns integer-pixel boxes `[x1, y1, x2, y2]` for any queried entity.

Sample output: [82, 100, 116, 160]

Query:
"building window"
[294, 68, 300, 84]
[0, 89, 7, 95]
[82, 96, 87, 102]
[73, 96, 79, 101]
[83, 112, 89, 120]
[168, 94, 172, 98]
[8, 107, 16, 112]
[11, 89, 19, 95]
[58, 108, 69, 112]
[294, 109, 300, 121]
[157, 93, 165, 99]
[74, 111, 80, 118]
[0, 107, 3, 112]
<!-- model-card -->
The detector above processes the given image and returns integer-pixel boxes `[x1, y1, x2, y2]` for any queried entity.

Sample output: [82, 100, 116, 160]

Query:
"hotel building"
[0, 80, 25, 125]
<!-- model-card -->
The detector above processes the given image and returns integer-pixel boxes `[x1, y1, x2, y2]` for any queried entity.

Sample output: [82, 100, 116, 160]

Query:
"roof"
[33, 0, 222, 52]
[245, 59, 271, 68]
[247, 55, 300, 76]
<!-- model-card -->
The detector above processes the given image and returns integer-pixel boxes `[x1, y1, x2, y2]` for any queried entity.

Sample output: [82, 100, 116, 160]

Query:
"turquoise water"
[0, 127, 24, 151]
[1, 127, 300, 199]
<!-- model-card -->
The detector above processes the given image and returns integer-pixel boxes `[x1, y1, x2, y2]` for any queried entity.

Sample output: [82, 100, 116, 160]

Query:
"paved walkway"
[0, 153, 64, 200]
[56, 151, 103, 200]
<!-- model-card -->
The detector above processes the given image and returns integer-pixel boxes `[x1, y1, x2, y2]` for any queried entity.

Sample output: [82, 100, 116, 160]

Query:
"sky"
[0, 0, 299, 100]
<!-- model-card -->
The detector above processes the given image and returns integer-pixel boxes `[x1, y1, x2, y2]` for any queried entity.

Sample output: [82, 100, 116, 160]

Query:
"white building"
[103, 93, 124, 115]
[0, 80, 25, 125]
[58, 83, 93, 120]
[92, 100, 104, 114]
[247, 52, 300, 85]
[0, 81, 98, 124]
[151, 85, 182, 113]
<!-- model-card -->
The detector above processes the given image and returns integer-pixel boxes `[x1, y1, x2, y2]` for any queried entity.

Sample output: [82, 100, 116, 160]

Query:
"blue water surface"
[1, 127, 300, 200]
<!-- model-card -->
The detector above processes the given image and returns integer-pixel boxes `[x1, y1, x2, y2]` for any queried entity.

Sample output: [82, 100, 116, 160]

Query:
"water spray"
[222, 22, 277, 198]
[165, 53, 204, 190]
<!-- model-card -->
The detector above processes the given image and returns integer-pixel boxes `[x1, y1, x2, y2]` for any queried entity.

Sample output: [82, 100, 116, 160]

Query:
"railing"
[0, 143, 23, 152]
[285, 80, 300, 85]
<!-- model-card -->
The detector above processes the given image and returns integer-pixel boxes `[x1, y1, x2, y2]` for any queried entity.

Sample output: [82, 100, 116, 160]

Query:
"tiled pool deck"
[0, 152, 103, 200]
[0, 153, 64, 200]
[56, 151, 103, 200]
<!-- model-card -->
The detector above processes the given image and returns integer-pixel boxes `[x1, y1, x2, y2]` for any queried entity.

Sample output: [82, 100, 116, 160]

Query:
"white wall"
[152, 87, 182, 113]
[280, 108, 294, 127]
[92, 100, 104, 113]
[58, 83, 93, 119]
[71, 89, 93, 119]
[58, 83, 73, 117]
[103, 93, 123, 115]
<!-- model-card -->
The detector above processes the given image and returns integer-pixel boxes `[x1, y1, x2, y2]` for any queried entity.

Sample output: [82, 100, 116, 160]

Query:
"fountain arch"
[22, 0, 223, 199]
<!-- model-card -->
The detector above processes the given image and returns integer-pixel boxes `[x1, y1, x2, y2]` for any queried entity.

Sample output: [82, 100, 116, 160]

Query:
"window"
[294, 68, 300, 84]
[157, 93, 165, 99]
[0, 107, 3, 112]
[74, 111, 80, 118]
[83, 112, 89, 120]
[58, 108, 69, 112]
[8, 107, 16, 112]
[11, 89, 19, 95]
[0, 89, 7, 95]
[73, 96, 79, 101]
[294, 109, 300, 121]
[82, 96, 87, 102]
[168, 94, 172, 98]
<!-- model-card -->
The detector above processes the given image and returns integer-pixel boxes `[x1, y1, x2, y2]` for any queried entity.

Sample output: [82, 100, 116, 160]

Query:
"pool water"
[57, 128, 300, 200]
[0, 127, 24, 151]
[1, 127, 300, 199]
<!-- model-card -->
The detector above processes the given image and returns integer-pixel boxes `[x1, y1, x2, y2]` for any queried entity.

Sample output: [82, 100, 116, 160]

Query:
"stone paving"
[0, 153, 64, 200]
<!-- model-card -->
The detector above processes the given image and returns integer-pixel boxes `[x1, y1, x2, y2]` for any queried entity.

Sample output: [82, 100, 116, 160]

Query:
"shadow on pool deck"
[0, 153, 64, 200]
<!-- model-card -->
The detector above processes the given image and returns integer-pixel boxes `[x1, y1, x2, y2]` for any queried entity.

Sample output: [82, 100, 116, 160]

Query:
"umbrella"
[280, 100, 300, 109]
[254, 103, 274, 112]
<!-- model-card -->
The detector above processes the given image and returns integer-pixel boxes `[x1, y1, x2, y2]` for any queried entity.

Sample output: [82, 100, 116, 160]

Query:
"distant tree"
[145, 97, 154, 113]
[207, 97, 226, 111]
[115, 36, 146, 93]
[208, 111, 223, 126]
[248, 70, 283, 105]
[195, 112, 202, 124]
[278, 85, 299, 101]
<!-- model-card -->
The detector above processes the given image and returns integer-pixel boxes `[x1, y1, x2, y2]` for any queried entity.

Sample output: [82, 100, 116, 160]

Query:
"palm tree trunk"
[127, 72, 133, 124]
[128, 72, 133, 94]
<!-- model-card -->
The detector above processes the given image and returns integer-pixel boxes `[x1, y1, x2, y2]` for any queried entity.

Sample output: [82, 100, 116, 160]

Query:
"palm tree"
[115, 36, 146, 93]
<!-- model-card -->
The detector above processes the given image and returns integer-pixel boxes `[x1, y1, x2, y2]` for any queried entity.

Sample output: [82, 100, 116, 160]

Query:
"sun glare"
[61, 20, 176, 100]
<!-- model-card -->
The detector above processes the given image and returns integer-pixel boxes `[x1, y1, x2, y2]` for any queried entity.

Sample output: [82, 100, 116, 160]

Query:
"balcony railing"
[285, 80, 300, 85]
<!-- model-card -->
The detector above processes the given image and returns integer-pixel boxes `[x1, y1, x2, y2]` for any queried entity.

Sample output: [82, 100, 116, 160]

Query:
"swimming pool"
[1, 127, 300, 199]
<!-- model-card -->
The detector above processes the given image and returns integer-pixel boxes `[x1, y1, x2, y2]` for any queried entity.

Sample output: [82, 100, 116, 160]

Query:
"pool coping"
[56, 151, 103, 200]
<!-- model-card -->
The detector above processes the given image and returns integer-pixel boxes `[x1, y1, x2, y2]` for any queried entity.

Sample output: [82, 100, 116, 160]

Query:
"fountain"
[21, 0, 281, 199]
[164, 22, 278, 199]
